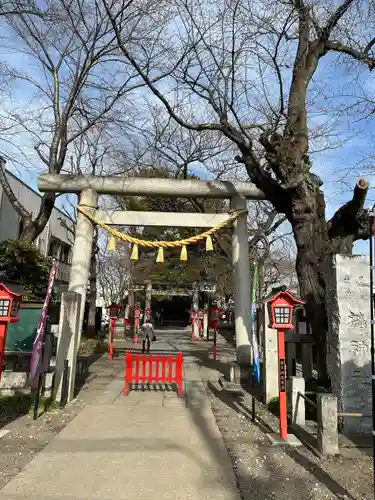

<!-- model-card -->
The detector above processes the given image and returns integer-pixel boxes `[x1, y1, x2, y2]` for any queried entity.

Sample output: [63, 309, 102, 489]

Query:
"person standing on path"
[141, 321, 155, 353]
[160, 307, 164, 326]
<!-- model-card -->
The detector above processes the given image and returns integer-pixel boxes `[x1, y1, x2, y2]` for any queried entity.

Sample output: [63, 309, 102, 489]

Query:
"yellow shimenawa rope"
[76, 204, 246, 249]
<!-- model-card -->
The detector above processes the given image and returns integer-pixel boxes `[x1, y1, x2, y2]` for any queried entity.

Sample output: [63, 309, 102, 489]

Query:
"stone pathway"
[0, 330, 240, 500]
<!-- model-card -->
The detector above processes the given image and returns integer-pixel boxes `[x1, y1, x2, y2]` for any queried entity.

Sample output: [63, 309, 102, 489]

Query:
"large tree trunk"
[294, 233, 329, 381]
[291, 186, 330, 381]
[19, 193, 56, 244]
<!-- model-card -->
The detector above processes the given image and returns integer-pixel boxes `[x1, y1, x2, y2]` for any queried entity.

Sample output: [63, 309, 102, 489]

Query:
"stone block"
[266, 433, 302, 446]
[317, 393, 339, 456]
[53, 292, 82, 402]
[289, 376, 305, 426]
[326, 254, 372, 435]
[0, 371, 28, 395]
[0, 370, 55, 397]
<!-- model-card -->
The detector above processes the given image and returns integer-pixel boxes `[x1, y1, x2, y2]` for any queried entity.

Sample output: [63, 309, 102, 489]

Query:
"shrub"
[0, 239, 50, 296]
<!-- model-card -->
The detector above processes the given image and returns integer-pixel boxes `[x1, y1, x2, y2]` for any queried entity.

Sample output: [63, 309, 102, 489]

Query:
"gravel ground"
[198, 338, 373, 500]
[0, 355, 121, 490]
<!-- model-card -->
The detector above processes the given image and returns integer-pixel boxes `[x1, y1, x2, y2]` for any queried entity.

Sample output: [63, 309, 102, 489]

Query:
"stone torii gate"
[37, 174, 265, 401]
[129, 281, 216, 307]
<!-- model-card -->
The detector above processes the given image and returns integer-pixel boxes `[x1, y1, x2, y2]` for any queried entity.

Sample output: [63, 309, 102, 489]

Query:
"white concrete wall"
[326, 254, 372, 435]
[0, 180, 19, 241]
[0, 171, 75, 284]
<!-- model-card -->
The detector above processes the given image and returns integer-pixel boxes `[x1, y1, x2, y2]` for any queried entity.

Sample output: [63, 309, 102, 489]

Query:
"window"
[274, 306, 291, 325]
[48, 238, 60, 259]
[61, 243, 71, 264]
[0, 299, 10, 317]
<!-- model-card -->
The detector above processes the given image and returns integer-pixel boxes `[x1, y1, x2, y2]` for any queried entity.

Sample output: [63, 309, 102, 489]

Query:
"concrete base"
[228, 361, 252, 383]
[0, 371, 54, 396]
[266, 433, 302, 447]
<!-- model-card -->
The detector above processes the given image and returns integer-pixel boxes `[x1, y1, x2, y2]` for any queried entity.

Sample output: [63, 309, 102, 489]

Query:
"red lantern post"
[264, 288, 304, 441]
[197, 308, 204, 344]
[0, 283, 22, 384]
[133, 304, 142, 344]
[190, 308, 197, 342]
[106, 303, 120, 360]
[210, 303, 221, 360]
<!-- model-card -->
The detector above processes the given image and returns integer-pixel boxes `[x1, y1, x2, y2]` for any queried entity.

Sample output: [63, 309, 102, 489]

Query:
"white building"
[0, 170, 75, 294]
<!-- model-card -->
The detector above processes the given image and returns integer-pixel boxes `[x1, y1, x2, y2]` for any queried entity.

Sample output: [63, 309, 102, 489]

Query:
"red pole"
[191, 317, 195, 342]
[213, 321, 217, 360]
[123, 351, 132, 396]
[197, 314, 201, 344]
[277, 328, 287, 440]
[0, 322, 8, 385]
[177, 352, 183, 397]
[109, 319, 114, 360]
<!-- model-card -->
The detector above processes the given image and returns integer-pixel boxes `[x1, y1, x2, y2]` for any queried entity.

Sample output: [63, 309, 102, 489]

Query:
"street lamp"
[132, 303, 142, 345]
[106, 303, 121, 360]
[264, 286, 304, 441]
[0, 283, 22, 384]
[107, 303, 120, 319]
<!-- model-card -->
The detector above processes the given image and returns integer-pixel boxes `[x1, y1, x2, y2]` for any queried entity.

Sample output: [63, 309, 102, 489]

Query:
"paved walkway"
[0, 330, 240, 500]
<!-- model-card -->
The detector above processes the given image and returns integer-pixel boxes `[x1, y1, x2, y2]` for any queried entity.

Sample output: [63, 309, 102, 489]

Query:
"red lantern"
[106, 304, 120, 350]
[190, 308, 198, 341]
[107, 303, 120, 319]
[265, 289, 304, 330]
[133, 306, 142, 319]
[264, 288, 304, 442]
[0, 283, 22, 384]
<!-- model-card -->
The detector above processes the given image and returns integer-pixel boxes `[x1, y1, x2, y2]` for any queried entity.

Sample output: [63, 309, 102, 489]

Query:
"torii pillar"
[231, 195, 252, 366]
[55, 188, 97, 402]
[145, 280, 152, 310]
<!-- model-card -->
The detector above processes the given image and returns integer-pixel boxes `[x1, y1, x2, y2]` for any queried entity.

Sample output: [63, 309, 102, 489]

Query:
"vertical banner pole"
[30, 260, 57, 386]
[251, 263, 261, 383]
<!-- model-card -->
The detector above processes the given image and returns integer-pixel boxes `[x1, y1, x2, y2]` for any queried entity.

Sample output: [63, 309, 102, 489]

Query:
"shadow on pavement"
[74, 352, 105, 397]
[206, 380, 357, 500]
